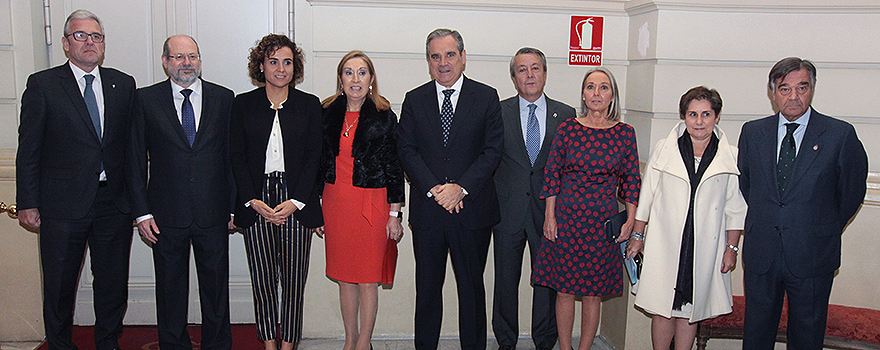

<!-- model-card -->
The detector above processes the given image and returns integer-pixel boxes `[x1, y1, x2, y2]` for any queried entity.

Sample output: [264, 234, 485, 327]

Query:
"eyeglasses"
[166, 53, 200, 61]
[66, 31, 104, 43]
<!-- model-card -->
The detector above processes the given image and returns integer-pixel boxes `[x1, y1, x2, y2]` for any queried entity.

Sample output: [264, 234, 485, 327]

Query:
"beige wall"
[2, 1, 880, 349]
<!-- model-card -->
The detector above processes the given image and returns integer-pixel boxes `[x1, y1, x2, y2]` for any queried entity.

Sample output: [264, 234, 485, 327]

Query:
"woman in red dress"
[318, 51, 405, 350]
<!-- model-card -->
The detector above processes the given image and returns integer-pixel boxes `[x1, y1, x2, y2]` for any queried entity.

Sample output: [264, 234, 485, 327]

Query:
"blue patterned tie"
[440, 89, 455, 146]
[83, 74, 101, 141]
[526, 103, 540, 166]
[777, 122, 798, 194]
[181, 89, 196, 146]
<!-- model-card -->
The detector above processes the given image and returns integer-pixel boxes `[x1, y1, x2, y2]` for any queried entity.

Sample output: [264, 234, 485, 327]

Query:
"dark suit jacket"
[738, 109, 867, 278]
[130, 79, 235, 229]
[17, 63, 135, 219]
[396, 76, 504, 230]
[494, 95, 575, 235]
[229, 86, 324, 228]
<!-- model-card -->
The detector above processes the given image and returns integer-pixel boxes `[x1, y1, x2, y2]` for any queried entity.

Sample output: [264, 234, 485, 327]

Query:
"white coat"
[633, 122, 747, 322]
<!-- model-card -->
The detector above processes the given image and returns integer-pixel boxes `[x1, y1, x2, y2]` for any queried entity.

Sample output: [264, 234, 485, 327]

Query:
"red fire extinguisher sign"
[569, 15, 603, 66]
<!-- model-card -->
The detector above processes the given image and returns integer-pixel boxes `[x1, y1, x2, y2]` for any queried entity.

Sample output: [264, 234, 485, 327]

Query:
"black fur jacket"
[320, 95, 405, 204]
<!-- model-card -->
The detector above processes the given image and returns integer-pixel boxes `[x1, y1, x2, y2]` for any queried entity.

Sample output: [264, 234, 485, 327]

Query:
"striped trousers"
[242, 172, 312, 343]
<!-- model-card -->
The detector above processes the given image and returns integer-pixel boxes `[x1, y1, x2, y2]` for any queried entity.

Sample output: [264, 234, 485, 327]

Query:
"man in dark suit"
[738, 57, 868, 349]
[492, 47, 575, 350]
[130, 35, 235, 350]
[16, 10, 136, 350]
[396, 28, 503, 350]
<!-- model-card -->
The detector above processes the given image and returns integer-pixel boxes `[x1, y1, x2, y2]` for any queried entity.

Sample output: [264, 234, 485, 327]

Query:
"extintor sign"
[569, 15, 603, 66]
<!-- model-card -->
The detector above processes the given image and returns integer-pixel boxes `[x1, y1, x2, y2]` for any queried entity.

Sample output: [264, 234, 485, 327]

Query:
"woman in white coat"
[627, 86, 746, 350]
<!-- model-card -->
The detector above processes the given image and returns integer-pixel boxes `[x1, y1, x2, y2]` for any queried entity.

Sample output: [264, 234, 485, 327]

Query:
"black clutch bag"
[604, 210, 627, 242]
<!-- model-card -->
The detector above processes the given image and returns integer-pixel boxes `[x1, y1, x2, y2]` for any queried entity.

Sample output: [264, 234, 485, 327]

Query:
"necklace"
[343, 116, 359, 137]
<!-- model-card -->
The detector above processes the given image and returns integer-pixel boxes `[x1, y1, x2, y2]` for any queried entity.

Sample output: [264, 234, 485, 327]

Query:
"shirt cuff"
[289, 199, 305, 210]
[136, 214, 153, 224]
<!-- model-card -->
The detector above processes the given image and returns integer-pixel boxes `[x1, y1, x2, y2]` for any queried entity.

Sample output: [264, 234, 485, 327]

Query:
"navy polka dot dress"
[532, 119, 640, 296]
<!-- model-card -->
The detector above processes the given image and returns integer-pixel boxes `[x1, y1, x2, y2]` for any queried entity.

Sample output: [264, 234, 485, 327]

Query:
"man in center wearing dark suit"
[492, 47, 575, 350]
[396, 28, 503, 350]
[129, 35, 235, 350]
[738, 57, 868, 349]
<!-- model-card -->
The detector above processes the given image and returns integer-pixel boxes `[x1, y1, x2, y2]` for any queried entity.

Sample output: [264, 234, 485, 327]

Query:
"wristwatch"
[390, 211, 402, 219]
[727, 244, 739, 252]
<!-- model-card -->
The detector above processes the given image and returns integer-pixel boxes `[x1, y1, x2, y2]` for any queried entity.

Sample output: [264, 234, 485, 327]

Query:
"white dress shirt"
[170, 78, 203, 129]
[69, 62, 106, 181]
[519, 94, 547, 146]
[776, 107, 811, 160]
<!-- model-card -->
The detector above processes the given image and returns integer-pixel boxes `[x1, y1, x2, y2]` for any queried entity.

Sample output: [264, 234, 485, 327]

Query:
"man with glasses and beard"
[129, 34, 235, 350]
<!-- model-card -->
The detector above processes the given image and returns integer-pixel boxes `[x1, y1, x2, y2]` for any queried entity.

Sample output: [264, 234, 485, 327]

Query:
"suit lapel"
[424, 83, 444, 148]
[783, 111, 825, 198]
[57, 65, 101, 143]
[99, 68, 118, 147]
[446, 78, 473, 148]
[158, 80, 191, 147]
[503, 98, 530, 168]
[538, 98, 564, 169]
[195, 81, 215, 148]
[758, 116, 781, 200]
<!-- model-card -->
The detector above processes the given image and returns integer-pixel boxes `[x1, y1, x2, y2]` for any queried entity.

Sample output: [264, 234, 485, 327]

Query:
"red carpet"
[36, 324, 264, 350]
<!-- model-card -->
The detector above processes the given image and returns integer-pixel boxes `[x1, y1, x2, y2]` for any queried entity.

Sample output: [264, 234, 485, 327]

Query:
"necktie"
[526, 103, 540, 165]
[777, 122, 799, 194]
[83, 74, 101, 141]
[181, 89, 196, 146]
[440, 89, 455, 146]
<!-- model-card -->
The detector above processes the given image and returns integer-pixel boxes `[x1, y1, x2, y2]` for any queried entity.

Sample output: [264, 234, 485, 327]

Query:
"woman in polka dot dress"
[532, 67, 640, 350]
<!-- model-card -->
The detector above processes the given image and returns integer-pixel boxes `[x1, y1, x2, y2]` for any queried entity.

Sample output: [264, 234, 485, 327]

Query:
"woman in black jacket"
[229, 34, 323, 350]
[318, 50, 404, 350]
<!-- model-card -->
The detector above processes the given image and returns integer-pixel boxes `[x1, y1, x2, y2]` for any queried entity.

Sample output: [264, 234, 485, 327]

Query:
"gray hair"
[162, 34, 200, 57]
[580, 67, 622, 121]
[768, 57, 817, 92]
[509, 47, 547, 77]
[425, 28, 464, 58]
[64, 9, 104, 36]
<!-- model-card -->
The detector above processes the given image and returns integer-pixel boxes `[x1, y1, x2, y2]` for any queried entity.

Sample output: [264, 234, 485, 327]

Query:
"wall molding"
[626, 1, 880, 16]
[629, 58, 880, 70]
[0, 148, 14, 181]
[312, 50, 630, 67]
[307, 0, 629, 15]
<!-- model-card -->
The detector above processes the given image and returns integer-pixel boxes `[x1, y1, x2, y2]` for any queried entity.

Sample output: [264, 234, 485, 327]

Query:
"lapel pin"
[112, 84, 116, 88]
[553, 112, 558, 118]
[813, 145, 818, 151]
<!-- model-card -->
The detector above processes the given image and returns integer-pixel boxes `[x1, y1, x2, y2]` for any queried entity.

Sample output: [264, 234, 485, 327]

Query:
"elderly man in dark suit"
[16, 9, 136, 350]
[396, 28, 503, 350]
[130, 35, 235, 350]
[738, 57, 868, 349]
[492, 47, 575, 350]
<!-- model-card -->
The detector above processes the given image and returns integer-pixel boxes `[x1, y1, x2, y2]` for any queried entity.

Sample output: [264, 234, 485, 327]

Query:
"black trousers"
[40, 184, 132, 350]
[153, 223, 231, 350]
[743, 250, 834, 350]
[492, 224, 557, 349]
[413, 217, 491, 350]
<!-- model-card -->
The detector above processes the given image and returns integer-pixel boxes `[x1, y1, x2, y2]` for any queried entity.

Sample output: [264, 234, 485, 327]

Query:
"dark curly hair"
[247, 34, 304, 86]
